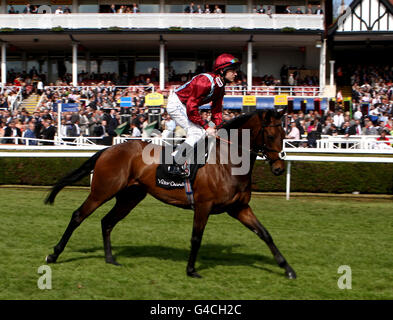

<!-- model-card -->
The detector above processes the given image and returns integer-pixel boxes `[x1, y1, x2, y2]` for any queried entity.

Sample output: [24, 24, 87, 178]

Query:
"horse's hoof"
[286, 269, 297, 279]
[187, 271, 202, 278]
[45, 254, 57, 264]
[106, 259, 121, 266]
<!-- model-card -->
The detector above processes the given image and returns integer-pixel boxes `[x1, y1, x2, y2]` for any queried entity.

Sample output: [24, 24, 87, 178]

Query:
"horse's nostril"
[273, 167, 284, 176]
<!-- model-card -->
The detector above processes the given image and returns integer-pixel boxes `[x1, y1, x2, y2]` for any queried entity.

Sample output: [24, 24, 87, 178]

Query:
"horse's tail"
[45, 148, 108, 205]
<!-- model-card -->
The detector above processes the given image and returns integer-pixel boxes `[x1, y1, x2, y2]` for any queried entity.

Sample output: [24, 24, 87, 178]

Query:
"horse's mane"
[220, 111, 260, 130]
[220, 110, 275, 130]
[219, 109, 284, 130]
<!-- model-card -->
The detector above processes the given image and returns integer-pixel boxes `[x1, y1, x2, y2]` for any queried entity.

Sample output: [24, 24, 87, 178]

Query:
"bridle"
[252, 122, 286, 164]
[216, 121, 286, 164]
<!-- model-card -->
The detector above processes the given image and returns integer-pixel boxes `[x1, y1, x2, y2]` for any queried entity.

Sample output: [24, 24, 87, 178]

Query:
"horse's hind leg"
[101, 186, 146, 266]
[186, 202, 211, 278]
[228, 205, 296, 279]
[46, 194, 103, 264]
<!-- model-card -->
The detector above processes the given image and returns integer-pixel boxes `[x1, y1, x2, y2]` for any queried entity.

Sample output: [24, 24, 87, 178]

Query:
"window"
[139, 0, 160, 13]
[79, 0, 99, 13]
[7, 5, 26, 14]
[226, 5, 247, 13]
[100, 60, 118, 73]
[78, 5, 99, 13]
[135, 60, 159, 75]
[164, 5, 184, 13]
[139, 4, 160, 13]
[7, 61, 23, 73]
[170, 60, 196, 74]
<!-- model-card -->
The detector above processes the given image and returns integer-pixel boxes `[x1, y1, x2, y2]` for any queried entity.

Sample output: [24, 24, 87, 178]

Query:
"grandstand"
[0, 0, 392, 147]
[0, 1, 327, 90]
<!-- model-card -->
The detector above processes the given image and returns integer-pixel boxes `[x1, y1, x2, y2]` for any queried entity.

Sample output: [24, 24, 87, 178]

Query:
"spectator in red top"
[377, 130, 391, 146]
[166, 53, 241, 177]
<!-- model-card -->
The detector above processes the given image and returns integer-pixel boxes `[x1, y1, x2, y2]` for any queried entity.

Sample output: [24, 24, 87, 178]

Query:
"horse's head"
[219, 109, 287, 176]
[256, 108, 287, 176]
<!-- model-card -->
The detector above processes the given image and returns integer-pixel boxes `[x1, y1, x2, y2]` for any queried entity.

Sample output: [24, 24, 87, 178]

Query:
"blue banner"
[52, 101, 61, 113]
[293, 98, 303, 110]
[320, 98, 328, 110]
[223, 96, 242, 109]
[120, 97, 134, 108]
[62, 103, 79, 112]
[256, 97, 275, 109]
[305, 98, 315, 110]
[53, 102, 79, 112]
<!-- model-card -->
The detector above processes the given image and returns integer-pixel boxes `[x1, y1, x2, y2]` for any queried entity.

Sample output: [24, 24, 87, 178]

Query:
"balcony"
[0, 13, 323, 31]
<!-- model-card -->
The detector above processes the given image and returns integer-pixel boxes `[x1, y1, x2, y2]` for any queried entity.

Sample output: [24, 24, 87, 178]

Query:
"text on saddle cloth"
[155, 141, 209, 190]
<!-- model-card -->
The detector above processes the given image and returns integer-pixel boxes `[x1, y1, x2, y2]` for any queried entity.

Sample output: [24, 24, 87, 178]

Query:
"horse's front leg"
[228, 205, 296, 279]
[186, 202, 211, 278]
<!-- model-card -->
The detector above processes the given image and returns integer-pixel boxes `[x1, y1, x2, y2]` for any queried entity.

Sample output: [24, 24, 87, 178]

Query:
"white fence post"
[286, 161, 291, 200]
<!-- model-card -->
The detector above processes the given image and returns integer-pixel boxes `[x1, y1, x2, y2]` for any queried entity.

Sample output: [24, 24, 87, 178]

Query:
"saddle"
[156, 138, 209, 190]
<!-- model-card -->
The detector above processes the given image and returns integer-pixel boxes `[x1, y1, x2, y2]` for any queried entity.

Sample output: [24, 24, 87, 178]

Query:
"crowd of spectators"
[285, 104, 393, 148]
[280, 4, 324, 15]
[107, 4, 140, 14]
[1, 63, 392, 148]
[6, 2, 325, 15]
[1, 96, 392, 148]
[184, 3, 224, 14]
[8, 4, 72, 14]
[282, 64, 393, 148]
[336, 64, 393, 88]
[183, 3, 324, 15]
[0, 85, 152, 145]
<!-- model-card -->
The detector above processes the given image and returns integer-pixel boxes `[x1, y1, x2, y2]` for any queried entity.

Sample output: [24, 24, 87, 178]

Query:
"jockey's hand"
[206, 127, 217, 136]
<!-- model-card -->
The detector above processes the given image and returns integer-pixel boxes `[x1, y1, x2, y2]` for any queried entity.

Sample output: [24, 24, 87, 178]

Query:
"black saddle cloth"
[156, 139, 209, 189]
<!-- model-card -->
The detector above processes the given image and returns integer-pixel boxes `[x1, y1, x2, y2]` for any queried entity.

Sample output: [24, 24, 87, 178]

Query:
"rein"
[215, 122, 286, 162]
[258, 123, 287, 163]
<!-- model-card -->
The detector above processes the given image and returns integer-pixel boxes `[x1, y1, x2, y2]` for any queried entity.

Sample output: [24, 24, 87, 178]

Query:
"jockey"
[166, 53, 241, 177]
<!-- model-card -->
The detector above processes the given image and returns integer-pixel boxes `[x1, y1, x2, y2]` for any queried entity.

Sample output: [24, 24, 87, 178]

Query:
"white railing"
[225, 86, 321, 96]
[44, 85, 154, 92]
[41, 85, 319, 97]
[0, 136, 106, 147]
[0, 13, 323, 30]
[1, 138, 393, 202]
[284, 135, 393, 154]
[4, 135, 393, 154]
[56, 136, 106, 146]
[167, 85, 322, 97]
[113, 136, 184, 146]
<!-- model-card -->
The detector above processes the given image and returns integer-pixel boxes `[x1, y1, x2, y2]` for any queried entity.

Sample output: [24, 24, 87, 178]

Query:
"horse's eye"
[268, 135, 274, 141]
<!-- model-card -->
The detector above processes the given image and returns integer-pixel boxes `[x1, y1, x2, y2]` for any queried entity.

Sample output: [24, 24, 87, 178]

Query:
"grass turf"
[0, 187, 391, 300]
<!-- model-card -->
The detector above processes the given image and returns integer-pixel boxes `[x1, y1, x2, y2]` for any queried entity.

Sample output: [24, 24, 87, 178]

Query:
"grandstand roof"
[0, 32, 322, 55]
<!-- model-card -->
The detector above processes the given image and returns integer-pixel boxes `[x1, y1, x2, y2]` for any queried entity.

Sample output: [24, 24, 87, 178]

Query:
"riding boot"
[167, 142, 193, 178]
[167, 163, 189, 178]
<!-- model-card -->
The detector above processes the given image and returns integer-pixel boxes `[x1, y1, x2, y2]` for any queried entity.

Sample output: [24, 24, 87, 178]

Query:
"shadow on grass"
[60, 244, 281, 276]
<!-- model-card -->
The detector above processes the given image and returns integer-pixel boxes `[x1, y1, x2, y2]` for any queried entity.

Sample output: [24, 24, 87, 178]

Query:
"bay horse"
[45, 108, 296, 279]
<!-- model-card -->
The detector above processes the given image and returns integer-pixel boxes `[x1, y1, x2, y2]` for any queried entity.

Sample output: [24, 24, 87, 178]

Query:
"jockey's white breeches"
[166, 92, 206, 147]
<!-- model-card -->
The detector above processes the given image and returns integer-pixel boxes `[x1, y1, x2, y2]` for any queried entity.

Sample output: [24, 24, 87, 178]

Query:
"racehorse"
[45, 108, 296, 279]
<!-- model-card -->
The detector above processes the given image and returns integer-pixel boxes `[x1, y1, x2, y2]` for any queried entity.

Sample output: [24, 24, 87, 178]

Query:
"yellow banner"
[145, 93, 164, 106]
[274, 95, 288, 106]
[243, 96, 256, 106]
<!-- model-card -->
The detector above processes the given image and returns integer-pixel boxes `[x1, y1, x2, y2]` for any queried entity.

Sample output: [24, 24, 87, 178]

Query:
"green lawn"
[0, 187, 392, 300]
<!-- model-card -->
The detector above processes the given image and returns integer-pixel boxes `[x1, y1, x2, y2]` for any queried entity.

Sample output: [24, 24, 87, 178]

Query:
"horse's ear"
[275, 106, 287, 118]
[263, 109, 272, 122]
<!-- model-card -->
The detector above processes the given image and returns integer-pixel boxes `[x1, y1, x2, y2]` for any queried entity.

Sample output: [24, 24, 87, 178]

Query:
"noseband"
[253, 122, 286, 164]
